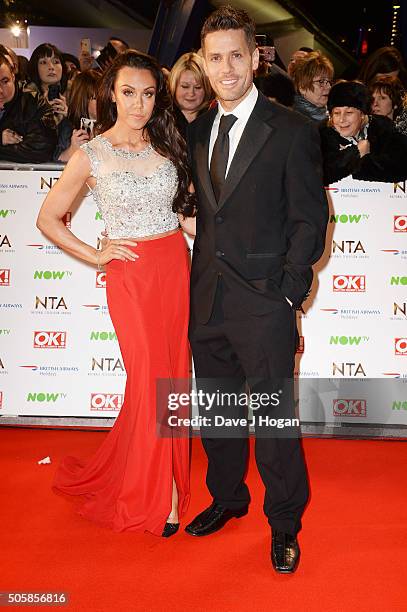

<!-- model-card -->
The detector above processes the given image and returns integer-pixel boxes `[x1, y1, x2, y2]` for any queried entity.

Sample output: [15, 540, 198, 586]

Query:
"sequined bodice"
[81, 135, 179, 239]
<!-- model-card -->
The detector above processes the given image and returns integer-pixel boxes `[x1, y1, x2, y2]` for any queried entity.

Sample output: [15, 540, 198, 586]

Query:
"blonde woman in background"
[168, 52, 212, 139]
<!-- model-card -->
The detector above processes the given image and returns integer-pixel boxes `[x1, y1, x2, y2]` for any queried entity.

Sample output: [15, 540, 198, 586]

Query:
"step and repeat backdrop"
[0, 169, 406, 429]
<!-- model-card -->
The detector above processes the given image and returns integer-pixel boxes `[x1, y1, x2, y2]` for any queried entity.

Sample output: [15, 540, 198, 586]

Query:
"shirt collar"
[216, 84, 258, 122]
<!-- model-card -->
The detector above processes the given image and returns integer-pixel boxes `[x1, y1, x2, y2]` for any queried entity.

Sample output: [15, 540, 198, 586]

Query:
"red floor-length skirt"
[53, 231, 191, 535]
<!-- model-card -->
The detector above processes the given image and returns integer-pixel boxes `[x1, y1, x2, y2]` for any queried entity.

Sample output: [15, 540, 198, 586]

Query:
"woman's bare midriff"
[127, 228, 180, 242]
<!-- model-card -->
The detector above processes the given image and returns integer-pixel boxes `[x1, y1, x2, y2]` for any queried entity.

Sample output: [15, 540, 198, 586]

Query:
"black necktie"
[210, 113, 237, 202]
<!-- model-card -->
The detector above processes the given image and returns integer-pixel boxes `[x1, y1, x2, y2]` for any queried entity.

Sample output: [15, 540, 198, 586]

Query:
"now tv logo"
[0, 269, 10, 286]
[333, 275, 366, 292]
[27, 392, 66, 402]
[333, 399, 367, 417]
[33, 331, 66, 349]
[90, 393, 123, 411]
[34, 270, 71, 280]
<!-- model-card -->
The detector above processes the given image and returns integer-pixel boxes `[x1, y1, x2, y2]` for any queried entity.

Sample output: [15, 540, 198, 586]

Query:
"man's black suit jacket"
[188, 91, 328, 325]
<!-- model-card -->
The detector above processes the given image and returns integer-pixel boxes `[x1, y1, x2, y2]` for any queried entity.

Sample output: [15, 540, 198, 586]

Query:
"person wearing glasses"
[291, 51, 334, 121]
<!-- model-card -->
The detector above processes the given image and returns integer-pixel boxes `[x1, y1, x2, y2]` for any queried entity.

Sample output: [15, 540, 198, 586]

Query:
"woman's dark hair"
[255, 73, 295, 107]
[96, 50, 195, 217]
[67, 69, 100, 129]
[28, 43, 68, 93]
[369, 75, 405, 119]
[62, 53, 80, 71]
[358, 46, 407, 88]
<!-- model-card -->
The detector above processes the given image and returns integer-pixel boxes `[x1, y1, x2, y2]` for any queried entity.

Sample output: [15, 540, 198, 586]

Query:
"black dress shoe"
[185, 502, 248, 537]
[271, 530, 300, 573]
[162, 522, 179, 538]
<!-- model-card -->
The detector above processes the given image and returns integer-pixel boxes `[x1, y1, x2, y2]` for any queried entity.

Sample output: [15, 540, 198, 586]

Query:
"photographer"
[0, 53, 56, 163]
[56, 70, 99, 162]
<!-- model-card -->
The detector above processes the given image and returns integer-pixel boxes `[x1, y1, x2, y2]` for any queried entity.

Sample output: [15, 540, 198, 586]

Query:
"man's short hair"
[201, 5, 256, 52]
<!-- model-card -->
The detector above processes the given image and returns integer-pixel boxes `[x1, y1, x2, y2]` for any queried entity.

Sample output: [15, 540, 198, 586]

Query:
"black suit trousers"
[189, 278, 309, 536]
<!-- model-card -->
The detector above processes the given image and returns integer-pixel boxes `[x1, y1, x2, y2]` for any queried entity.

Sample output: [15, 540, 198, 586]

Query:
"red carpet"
[1, 428, 406, 611]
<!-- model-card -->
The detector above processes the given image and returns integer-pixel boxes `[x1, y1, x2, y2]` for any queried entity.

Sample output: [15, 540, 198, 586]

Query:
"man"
[185, 6, 328, 573]
[0, 53, 56, 163]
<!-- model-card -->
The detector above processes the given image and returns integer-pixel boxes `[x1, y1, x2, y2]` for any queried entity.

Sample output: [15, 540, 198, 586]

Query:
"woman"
[37, 50, 196, 537]
[319, 80, 407, 185]
[291, 50, 334, 121]
[369, 75, 405, 120]
[27, 43, 68, 123]
[358, 46, 407, 89]
[56, 70, 100, 161]
[168, 52, 211, 139]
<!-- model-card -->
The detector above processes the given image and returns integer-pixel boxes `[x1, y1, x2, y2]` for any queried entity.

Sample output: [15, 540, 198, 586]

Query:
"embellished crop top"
[81, 135, 179, 239]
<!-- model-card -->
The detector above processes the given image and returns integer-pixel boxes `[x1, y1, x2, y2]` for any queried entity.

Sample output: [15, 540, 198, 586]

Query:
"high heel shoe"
[162, 522, 180, 538]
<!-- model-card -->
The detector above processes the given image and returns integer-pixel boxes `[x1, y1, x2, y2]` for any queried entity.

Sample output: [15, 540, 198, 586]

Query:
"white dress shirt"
[208, 84, 258, 176]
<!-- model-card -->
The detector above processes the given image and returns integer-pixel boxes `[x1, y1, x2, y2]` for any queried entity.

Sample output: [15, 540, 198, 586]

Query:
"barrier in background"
[0, 169, 406, 433]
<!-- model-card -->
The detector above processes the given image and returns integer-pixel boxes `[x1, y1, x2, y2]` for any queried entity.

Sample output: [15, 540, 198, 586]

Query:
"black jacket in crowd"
[0, 85, 57, 164]
[319, 114, 407, 185]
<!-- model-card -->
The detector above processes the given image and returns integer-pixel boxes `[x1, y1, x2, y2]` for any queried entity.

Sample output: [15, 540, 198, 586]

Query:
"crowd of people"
[1, 33, 407, 184]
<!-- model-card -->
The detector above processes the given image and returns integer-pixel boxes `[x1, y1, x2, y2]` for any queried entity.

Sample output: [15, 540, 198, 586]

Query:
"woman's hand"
[70, 129, 90, 149]
[357, 139, 370, 157]
[2, 128, 23, 145]
[49, 94, 68, 118]
[96, 238, 139, 267]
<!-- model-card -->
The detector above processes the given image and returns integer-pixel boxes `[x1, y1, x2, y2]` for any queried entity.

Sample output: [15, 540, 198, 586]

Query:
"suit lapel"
[218, 93, 274, 210]
[194, 106, 218, 211]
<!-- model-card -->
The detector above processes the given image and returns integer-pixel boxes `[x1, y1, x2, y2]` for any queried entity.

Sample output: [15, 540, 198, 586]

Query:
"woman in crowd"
[37, 50, 196, 537]
[0, 52, 56, 163]
[27, 43, 69, 124]
[168, 52, 211, 139]
[358, 46, 407, 88]
[369, 75, 405, 120]
[255, 72, 295, 108]
[56, 69, 100, 161]
[319, 80, 407, 185]
[291, 50, 334, 121]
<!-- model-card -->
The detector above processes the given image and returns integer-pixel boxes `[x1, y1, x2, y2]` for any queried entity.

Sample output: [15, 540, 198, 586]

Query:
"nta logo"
[0, 269, 10, 286]
[40, 177, 59, 190]
[0, 235, 11, 248]
[33, 331, 67, 349]
[333, 275, 366, 292]
[391, 276, 407, 285]
[332, 240, 365, 254]
[333, 399, 367, 416]
[90, 393, 123, 411]
[393, 181, 406, 193]
[332, 362, 366, 376]
[91, 357, 124, 372]
[393, 302, 407, 317]
[395, 338, 407, 356]
[35, 296, 67, 310]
